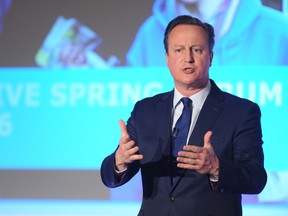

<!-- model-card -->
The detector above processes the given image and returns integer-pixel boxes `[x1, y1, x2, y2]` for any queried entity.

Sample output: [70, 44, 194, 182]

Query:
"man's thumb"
[119, 119, 128, 137]
[204, 131, 213, 148]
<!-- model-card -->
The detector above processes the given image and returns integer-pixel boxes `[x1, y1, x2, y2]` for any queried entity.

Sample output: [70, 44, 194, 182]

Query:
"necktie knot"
[181, 97, 192, 108]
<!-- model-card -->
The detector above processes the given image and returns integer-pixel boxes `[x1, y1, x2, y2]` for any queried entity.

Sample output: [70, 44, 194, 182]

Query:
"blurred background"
[0, 0, 288, 215]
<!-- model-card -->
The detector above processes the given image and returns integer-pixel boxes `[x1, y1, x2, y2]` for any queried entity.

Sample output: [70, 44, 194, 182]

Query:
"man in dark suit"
[101, 15, 267, 216]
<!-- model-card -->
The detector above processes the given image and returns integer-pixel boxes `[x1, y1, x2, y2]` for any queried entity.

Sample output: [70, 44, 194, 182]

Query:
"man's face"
[165, 24, 213, 94]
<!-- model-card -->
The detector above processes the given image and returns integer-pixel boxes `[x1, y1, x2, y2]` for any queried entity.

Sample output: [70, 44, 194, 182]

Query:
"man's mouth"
[183, 67, 195, 73]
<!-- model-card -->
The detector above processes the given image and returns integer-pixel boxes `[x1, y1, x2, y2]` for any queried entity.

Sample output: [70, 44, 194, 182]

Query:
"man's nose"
[185, 50, 194, 63]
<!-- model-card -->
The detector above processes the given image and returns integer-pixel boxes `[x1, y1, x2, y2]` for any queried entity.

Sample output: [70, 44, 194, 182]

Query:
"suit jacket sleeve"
[215, 102, 267, 194]
[101, 102, 141, 188]
[100, 151, 140, 188]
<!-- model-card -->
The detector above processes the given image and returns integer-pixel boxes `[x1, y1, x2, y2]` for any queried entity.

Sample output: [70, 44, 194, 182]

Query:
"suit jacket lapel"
[155, 91, 174, 157]
[188, 80, 225, 147]
[155, 91, 175, 188]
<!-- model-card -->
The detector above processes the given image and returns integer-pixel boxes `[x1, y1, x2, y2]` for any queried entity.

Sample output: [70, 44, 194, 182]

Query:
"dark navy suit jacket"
[101, 79, 267, 216]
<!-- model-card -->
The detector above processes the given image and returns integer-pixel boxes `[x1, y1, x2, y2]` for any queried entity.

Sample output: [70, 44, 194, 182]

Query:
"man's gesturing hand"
[177, 131, 219, 178]
[115, 119, 143, 171]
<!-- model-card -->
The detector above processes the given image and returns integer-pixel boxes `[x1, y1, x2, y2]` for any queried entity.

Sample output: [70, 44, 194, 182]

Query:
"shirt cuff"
[115, 167, 127, 174]
[209, 175, 219, 182]
[113, 162, 127, 174]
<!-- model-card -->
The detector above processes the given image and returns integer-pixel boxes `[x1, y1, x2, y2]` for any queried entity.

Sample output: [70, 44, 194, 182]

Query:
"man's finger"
[129, 153, 144, 161]
[119, 119, 129, 137]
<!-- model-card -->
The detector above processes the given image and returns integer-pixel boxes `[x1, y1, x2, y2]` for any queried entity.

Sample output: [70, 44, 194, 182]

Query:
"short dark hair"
[164, 15, 215, 54]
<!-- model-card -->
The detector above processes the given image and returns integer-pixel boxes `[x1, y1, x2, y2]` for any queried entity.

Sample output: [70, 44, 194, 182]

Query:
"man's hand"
[115, 119, 143, 171]
[177, 131, 219, 178]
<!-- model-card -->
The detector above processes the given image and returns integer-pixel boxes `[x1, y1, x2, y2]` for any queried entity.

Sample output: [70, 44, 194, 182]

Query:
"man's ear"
[209, 52, 214, 66]
[165, 52, 169, 65]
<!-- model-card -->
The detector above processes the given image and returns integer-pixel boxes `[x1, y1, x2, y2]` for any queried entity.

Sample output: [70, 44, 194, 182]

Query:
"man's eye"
[193, 47, 202, 54]
[175, 49, 182, 53]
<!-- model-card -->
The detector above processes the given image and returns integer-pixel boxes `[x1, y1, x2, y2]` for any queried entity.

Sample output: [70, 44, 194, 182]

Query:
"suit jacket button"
[169, 196, 175, 201]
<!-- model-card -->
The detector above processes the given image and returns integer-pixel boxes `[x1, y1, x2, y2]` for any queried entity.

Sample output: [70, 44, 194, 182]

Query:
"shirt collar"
[173, 80, 211, 109]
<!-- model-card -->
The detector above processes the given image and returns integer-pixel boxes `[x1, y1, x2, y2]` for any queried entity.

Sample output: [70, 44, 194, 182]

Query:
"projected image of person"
[101, 15, 267, 215]
[0, 0, 12, 34]
[126, 0, 288, 66]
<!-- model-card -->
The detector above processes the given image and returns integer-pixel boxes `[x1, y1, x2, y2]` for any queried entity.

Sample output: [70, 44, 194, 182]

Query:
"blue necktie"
[172, 97, 192, 158]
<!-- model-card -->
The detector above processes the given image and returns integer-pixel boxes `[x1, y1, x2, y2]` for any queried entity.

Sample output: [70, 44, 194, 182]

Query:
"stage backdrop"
[1, 0, 288, 215]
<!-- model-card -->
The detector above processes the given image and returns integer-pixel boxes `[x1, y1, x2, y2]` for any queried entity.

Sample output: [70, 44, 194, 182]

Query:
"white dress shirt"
[172, 80, 211, 145]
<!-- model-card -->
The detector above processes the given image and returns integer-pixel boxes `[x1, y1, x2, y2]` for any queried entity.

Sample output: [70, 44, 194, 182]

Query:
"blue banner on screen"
[0, 66, 286, 172]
